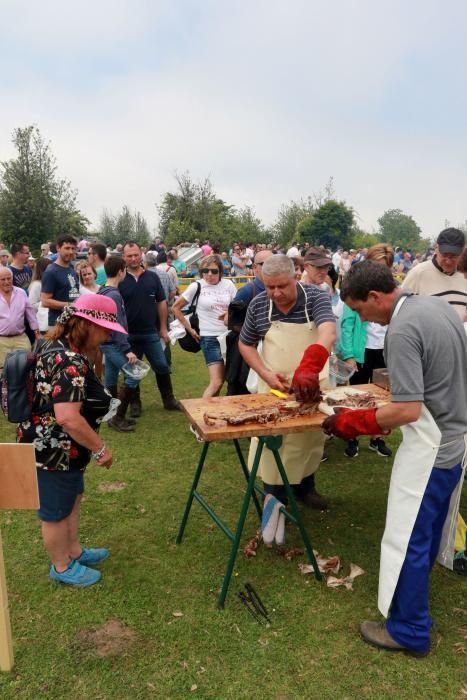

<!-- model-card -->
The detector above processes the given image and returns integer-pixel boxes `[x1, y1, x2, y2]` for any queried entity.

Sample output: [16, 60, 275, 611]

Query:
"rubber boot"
[155, 373, 182, 411]
[106, 384, 135, 425]
[108, 385, 135, 432]
[129, 384, 142, 418]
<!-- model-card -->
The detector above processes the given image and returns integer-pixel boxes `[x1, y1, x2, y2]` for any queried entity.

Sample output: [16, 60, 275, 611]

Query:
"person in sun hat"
[17, 293, 127, 587]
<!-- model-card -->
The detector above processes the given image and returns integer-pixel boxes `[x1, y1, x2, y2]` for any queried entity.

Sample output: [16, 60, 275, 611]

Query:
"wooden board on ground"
[181, 384, 390, 442]
[0, 444, 39, 509]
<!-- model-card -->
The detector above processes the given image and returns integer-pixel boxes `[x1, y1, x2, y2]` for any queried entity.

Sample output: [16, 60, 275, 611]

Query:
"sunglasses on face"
[201, 268, 219, 274]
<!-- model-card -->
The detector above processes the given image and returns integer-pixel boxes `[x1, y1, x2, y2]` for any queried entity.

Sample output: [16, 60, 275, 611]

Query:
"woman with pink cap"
[17, 294, 127, 587]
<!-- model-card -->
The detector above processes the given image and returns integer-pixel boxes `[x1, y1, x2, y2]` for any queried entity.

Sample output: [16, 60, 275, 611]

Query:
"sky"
[1, 0, 467, 240]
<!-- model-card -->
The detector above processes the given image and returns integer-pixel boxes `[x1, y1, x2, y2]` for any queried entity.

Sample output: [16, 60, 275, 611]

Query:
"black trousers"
[349, 348, 385, 385]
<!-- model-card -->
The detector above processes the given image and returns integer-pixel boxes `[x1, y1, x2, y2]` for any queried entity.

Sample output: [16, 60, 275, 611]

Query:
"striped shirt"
[240, 283, 335, 346]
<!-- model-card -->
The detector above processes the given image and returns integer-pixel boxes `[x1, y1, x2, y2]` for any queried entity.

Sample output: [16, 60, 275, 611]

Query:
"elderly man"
[225, 249, 272, 395]
[239, 255, 336, 510]
[322, 261, 467, 656]
[0, 267, 40, 367]
[402, 227, 466, 321]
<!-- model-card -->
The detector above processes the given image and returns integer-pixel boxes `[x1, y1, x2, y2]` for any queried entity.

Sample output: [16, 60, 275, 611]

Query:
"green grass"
[0, 346, 466, 699]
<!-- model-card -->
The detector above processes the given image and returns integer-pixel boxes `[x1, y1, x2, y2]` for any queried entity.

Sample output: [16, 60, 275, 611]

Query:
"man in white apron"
[321, 261, 467, 656]
[239, 255, 336, 509]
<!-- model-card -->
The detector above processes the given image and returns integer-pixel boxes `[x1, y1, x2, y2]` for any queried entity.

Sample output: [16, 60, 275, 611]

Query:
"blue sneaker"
[75, 548, 110, 566]
[49, 560, 101, 587]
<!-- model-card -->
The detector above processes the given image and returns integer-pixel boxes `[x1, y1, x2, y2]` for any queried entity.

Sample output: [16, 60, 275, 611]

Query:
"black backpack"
[0, 342, 54, 423]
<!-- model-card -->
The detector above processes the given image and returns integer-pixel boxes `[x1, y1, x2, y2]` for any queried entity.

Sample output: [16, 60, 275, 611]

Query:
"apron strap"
[267, 283, 313, 328]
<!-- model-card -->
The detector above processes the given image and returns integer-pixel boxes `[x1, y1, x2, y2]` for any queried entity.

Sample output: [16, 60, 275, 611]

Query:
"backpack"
[0, 342, 54, 423]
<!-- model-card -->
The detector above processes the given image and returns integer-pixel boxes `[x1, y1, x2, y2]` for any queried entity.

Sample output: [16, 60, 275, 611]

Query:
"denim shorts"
[199, 336, 223, 366]
[37, 469, 84, 522]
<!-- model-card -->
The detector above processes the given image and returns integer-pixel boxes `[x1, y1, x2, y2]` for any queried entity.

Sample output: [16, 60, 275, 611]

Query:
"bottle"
[328, 353, 337, 388]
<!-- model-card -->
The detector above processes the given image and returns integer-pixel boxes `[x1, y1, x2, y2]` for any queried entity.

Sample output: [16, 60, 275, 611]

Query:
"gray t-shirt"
[385, 293, 467, 468]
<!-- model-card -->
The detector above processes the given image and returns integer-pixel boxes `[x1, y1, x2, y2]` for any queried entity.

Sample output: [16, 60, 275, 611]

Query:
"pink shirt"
[0, 287, 39, 336]
[201, 244, 213, 256]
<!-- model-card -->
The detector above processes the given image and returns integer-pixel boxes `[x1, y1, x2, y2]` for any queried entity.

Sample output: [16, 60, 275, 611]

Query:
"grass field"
[0, 346, 465, 699]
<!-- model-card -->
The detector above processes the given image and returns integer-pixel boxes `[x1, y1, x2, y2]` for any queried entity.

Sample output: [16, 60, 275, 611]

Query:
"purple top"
[0, 286, 39, 336]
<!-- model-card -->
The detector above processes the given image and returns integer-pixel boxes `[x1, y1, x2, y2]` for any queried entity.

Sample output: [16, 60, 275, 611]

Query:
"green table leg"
[176, 441, 210, 544]
[233, 439, 262, 522]
[266, 439, 322, 581]
[217, 439, 265, 608]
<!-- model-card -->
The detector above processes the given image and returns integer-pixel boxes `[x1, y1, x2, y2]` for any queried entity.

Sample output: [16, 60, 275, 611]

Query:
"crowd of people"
[0, 226, 466, 657]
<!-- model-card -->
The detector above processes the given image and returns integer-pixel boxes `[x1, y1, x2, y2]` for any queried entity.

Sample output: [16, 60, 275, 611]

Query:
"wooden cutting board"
[181, 384, 390, 442]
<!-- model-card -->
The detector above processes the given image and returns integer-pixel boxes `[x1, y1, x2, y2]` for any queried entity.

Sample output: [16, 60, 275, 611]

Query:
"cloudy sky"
[1, 0, 466, 239]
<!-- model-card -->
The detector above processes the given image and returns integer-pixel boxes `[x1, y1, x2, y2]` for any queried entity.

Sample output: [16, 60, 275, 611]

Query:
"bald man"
[225, 249, 273, 395]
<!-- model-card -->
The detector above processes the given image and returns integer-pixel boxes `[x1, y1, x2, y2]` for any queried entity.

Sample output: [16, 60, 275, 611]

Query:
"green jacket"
[337, 304, 368, 364]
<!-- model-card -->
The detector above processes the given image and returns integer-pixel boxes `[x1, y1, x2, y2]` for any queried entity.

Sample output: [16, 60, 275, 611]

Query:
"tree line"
[0, 125, 459, 254]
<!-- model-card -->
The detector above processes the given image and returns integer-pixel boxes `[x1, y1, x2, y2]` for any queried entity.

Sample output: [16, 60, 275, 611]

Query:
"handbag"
[178, 282, 202, 353]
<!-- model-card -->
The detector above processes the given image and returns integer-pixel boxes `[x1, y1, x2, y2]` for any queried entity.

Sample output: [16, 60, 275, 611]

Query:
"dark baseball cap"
[437, 228, 465, 255]
[304, 246, 332, 267]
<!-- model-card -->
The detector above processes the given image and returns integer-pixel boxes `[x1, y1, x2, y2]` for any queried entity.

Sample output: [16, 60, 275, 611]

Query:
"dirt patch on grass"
[97, 481, 127, 493]
[74, 618, 137, 657]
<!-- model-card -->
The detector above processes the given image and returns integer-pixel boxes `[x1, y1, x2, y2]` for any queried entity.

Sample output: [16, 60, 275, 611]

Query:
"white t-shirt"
[183, 278, 237, 336]
[365, 321, 387, 350]
[287, 246, 299, 257]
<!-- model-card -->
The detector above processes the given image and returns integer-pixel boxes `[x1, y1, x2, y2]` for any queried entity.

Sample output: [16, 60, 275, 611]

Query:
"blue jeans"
[386, 462, 463, 653]
[199, 335, 223, 366]
[128, 331, 170, 375]
[101, 344, 139, 388]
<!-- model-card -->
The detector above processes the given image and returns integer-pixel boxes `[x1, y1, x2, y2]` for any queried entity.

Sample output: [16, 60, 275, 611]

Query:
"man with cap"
[0, 249, 10, 267]
[402, 227, 466, 321]
[303, 247, 332, 287]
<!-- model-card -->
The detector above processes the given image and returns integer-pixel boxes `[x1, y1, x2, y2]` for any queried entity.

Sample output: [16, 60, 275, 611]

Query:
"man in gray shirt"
[322, 261, 467, 657]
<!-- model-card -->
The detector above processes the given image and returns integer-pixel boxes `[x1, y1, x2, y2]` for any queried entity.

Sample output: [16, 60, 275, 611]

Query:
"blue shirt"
[234, 278, 264, 305]
[41, 263, 80, 326]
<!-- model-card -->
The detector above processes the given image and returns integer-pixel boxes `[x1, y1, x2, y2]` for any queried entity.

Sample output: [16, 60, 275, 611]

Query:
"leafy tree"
[157, 173, 267, 251]
[98, 205, 150, 248]
[270, 199, 314, 249]
[0, 125, 88, 251]
[299, 200, 354, 250]
[377, 209, 422, 249]
[351, 227, 380, 250]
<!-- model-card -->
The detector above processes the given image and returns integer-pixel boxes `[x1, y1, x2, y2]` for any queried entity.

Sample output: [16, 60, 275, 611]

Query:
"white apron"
[247, 286, 329, 485]
[378, 296, 467, 617]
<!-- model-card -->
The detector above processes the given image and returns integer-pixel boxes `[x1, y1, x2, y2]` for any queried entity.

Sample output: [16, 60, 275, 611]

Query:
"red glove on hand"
[291, 344, 329, 403]
[321, 407, 389, 441]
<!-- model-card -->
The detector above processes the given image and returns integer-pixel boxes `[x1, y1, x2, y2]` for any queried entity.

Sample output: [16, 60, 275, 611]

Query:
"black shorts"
[37, 469, 84, 522]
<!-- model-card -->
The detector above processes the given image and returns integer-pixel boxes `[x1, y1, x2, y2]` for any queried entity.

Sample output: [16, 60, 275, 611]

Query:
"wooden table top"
[180, 384, 390, 442]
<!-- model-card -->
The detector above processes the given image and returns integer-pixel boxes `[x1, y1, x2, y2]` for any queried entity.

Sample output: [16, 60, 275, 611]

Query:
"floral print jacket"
[17, 340, 111, 471]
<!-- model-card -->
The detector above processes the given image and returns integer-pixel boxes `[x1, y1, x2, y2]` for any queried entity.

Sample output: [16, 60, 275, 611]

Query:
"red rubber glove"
[321, 407, 390, 441]
[291, 344, 329, 403]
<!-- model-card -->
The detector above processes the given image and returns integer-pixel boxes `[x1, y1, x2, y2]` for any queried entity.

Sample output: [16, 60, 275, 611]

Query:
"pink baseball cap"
[73, 294, 127, 334]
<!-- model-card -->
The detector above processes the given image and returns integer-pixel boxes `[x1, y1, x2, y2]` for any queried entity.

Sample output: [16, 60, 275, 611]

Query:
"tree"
[270, 199, 314, 249]
[157, 173, 267, 251]
[98, 205, 150, 248]
[299, 200, 354, 250]
[377, 209, 422, 250]
[351, 227, 380, 250]
[0, 125, 88, 250]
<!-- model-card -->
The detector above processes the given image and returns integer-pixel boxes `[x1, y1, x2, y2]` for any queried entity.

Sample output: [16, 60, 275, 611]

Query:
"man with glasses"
[8, 241, 33, 291]
[225, 250, 273, 395]
[303, 247, 332, 287]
